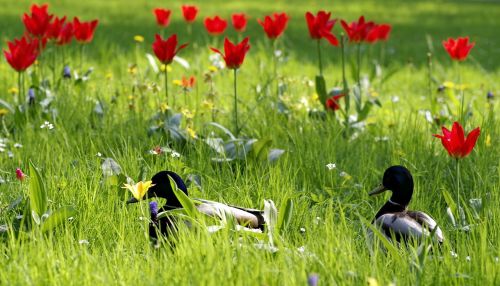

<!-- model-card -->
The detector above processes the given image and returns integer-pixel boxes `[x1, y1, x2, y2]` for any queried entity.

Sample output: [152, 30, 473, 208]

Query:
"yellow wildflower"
[122, 181, 155, 200]
[208, 66, 218, 73]
[443, 81, 455, 89]
[128, 64, 137, 75]
[160, 65, 172, 72]
[366, 277, 379, 286]
[0, 108, 9, 116]
[311, 93, 319, 101]
[8, 87, 19, 95]
[173, 79, 182, 86]
[202, 100, 214, 110]
[186, 127, 197, 139]
[160, 103, 169, 112]
[181, 108, 195, 119]
[485, 134, 491, 147]
[105, 72, 113, 80]
[134, 35, 144, 43]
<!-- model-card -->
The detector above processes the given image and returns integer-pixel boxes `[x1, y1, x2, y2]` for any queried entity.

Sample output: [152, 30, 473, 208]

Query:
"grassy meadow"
[0, 0, 499, 285]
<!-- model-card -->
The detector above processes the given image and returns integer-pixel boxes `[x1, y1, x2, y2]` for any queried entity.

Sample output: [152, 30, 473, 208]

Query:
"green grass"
[1, 0, 499, 285]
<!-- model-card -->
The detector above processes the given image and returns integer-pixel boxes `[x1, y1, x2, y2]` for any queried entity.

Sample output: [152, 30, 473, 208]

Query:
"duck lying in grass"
[127, 171, 266, 239]
[369, 166, 444, 244]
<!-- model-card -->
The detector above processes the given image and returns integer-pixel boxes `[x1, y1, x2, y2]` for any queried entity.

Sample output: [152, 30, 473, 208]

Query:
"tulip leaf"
[315, 75, 327, 108]
[207, 122, 236, 140]
[277, 197, 293, 233]
[251, 138, 272, 161]
[29, 161, 48, 218]
[41, 206, 77, 233]
[442, 189, 456, 215]
[263, 199, 278, 243]
[172, 186, 198, 219]
[268, 149, 285, 163]
[145, 53, 159, 73]
[0, 99, 14, 113]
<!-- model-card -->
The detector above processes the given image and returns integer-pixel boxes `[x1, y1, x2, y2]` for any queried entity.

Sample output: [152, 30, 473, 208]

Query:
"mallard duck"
[128, 171, 266, 233]
[369, 166, 444, 244]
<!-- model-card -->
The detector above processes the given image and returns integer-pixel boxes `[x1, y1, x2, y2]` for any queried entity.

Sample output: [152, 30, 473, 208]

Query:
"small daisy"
[326, 163, 336, 170]
[40, 121, 54, 130]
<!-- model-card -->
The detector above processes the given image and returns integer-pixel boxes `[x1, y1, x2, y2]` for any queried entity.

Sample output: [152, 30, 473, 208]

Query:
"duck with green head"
[369, 166, 444, 244]
[127, 171, 266, 239]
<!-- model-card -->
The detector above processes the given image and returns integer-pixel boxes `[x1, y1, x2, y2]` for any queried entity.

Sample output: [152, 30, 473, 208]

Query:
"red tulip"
[341, 16, 375, 43]
[210, 37, 250, 69]
[73, 17, 98, 43]
[153, 8, 171, 27]
[258, 13, 289, 40]
[231, 13, 248, 33]
[326, 94, 345, 111]
[305, 11, 339, 46]
[56, 22, 73, 46]
[46, 16, 67, 40]
[365, 24, 392, 43]
[204, 16, 227, 36]
[181, 5, 198, 23]
[433, 121, 480, 158]
[16, 168, 26, 181]
[3, 36, 39, 72]
[442, 37, 475, 61]
[181, 76, 196, 88]
[152, 34, 188, 64]
[22, 4, 53, 37]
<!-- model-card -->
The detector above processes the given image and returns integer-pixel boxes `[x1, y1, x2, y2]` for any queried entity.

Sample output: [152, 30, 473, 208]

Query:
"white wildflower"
[326, 163, 336, 170]
[391, 96, 400, 103]
[40, 121, 54, 130]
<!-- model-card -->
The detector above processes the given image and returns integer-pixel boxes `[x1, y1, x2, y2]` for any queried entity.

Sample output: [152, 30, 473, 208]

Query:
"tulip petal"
[462, 127, 480, 157]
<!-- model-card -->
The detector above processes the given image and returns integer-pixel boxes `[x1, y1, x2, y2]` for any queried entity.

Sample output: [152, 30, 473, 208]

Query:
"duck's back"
[374, 211, 444, 243]
[194, 199, 264, 229]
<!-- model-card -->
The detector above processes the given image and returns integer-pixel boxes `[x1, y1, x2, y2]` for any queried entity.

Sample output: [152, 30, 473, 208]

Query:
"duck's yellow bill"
[369, 184, 387, 196]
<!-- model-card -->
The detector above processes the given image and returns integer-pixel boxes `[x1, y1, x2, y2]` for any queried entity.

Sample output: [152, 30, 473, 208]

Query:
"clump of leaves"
[1, 162, 76, 238]
[204, 122, 285, 164]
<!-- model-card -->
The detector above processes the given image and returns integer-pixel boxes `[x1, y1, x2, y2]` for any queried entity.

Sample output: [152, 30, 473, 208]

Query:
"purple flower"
[487, 91, 494, 101]
[307, 273, 319, 286]
[149, 201, 158, 218]
[28, 88, 35, 105]
[63, 65, 71, 79]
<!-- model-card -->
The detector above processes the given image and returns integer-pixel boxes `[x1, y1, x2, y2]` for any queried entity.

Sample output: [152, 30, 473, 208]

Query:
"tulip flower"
[305, 11, 338, 77]
[231, 13, 248, 33]
[365, 24, 392, 43]
[258, 12, 289, 40]
[153, 8, 171, 28]
[210, 37, 250, 70]
[3, 36, 39, 72]
[442, 37, 475, 122]
[56, 22, 73, 46]
[46, 16, 67, 41]
[181, 5, 198, 23]
[204, 16, 227, 36]
[122, 181, 155, 201]
[305, 11, 339, 46]
[433, 121, 480, 159]
[340, 16, 375, 43]
[442, 37, 475, 61]
[326, 94, 345, 111]
[433, 121, 480, 224]
[23, 4, 53, 38]
[16, 168, 26, 181]
[210, 37, 250, 135]
[152, 34, 188, 103]
[73, 17, 98, 43]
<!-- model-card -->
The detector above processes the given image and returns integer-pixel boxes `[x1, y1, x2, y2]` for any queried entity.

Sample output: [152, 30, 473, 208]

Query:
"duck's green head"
[369, 165, 414, 206]
[127, 171, 188, 207]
